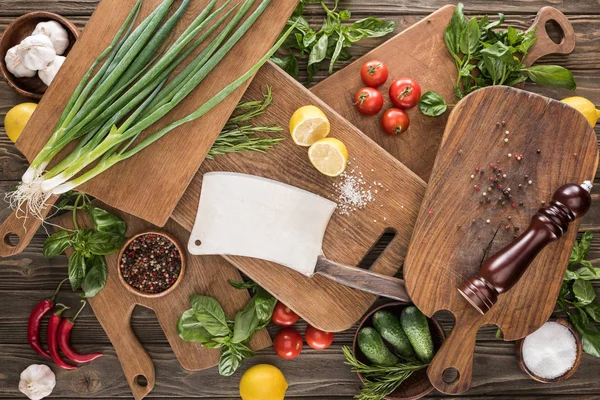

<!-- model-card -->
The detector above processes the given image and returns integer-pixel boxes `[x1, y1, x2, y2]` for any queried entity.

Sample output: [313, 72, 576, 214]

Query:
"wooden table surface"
[1, 1, 599, 399]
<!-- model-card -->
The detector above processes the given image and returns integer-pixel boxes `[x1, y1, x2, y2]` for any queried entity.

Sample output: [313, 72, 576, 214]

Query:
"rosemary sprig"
[342, 346, 427, 400]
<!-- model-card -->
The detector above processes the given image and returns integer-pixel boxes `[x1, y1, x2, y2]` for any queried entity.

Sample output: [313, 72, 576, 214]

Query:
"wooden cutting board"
[404, 86, 598, 394]
[0, 0, 298, 256]
[311, 6, 576, 182]
[54, 208, 271, 400]
[171, 61, 427, 333]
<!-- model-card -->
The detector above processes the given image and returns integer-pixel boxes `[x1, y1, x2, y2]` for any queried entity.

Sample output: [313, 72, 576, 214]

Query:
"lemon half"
[289, 105, 330, 146]
[5, 102, 37, 143]
[308, 137, 349, 177]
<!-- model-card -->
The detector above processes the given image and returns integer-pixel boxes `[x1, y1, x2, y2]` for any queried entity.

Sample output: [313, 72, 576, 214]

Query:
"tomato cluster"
[354, 60, 421, 136]
[272, 301, 335, 360]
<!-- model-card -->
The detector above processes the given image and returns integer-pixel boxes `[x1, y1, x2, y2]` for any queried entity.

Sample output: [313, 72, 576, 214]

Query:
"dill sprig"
[342, 346, 427, 400]
[207, 86, 284, 159]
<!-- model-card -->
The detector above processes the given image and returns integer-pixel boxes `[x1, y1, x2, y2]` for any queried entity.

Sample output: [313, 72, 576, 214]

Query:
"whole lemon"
[4, 103, 37, 143]
[240, 364, 288, 400]
[561, 96, 599, 127]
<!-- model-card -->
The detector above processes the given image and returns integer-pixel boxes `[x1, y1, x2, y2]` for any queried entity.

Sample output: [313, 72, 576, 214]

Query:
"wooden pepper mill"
[458, 182, 593, 314]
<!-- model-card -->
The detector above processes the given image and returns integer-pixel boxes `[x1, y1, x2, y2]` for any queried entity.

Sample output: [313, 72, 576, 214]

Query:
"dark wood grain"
[0, 0, 599, 399]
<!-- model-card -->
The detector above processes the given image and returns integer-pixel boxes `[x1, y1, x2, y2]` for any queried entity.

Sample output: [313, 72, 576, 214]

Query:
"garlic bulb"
[18, 364, 56, 400]
[32, 21, 70, 55]
[39, 56, 65, 86]
[4, 46, 36, 78]
[17, 35, 56, 71]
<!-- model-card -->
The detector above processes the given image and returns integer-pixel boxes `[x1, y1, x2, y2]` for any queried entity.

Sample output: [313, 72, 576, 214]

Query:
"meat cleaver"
[188, 172, 409, 301]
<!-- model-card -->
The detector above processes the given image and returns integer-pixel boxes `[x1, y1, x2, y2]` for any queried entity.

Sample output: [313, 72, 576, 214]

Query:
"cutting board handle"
[0, 195, 59, 257]
[427, 314, 480, 394]
[523, 7, 575, 67]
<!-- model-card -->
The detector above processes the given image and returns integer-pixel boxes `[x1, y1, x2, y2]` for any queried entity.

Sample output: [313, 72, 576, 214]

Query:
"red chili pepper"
[48, 304, 77, 370]
[27, 278, 68, 359]
[58, 301, 103, 364]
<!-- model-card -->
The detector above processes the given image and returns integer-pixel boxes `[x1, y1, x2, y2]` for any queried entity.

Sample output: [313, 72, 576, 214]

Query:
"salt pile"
[522, 321, 577, 380]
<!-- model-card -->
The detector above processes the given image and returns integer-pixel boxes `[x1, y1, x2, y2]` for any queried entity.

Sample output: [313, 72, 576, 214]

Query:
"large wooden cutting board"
[404, 86, 598, 394]
[0, 0, 298, 256]
[311, 6, 576, 182]
[172, 61, 427, 333]
[54, 207, 271, 400]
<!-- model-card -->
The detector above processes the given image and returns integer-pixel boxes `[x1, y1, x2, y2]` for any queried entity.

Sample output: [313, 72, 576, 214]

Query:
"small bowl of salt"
[516, 318, 582, 383]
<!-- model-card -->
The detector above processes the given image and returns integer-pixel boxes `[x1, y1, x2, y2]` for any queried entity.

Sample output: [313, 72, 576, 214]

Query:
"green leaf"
[177, 308, 214, 343]
[228, 279, 258, 291]
[306, 62, 321, 84]
[271, 54, 299, 79]
[308, 34, 328, 66]
[218, 343, 255, 376]
[43, 230, 73, 259]
[190, 295, 231, 337]
[576, 267, 600, 281]
[419, 91, 449, 117]
[85, 205, 126, 235]
[575, 322, 600, 357]
[348, 17, 395, 40]
[573, 279, 596, 306]
[87, 231, 126, 255]
[525, 65, 576, 90]
[444, 2, 466, 56]
[584, 302, 600, 323]
[459, 17, 480, 56]
[232, 297, 259, 344]
[82, 255, 107, 298]
[480, 41, 514, 64]
[340, 9, 351, 21]
[68, 251, 86, 290]
[506, 26, 519, 45]
[483, 13, 504, 30]
[329, 31, 346, 73]
[254, 287, 277, 325]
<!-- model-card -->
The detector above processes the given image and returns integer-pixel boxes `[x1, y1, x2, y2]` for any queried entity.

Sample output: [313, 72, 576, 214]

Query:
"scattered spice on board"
[120, 233, 182, 294]
[522, 321, 578, 380]
[332, 161, 379, 216]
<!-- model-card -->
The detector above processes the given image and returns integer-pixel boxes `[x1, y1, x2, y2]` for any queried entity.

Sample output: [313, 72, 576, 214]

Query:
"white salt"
[522, 321, 577, 380]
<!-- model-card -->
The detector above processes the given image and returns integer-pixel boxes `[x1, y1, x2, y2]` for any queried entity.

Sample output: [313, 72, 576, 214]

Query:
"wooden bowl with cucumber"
[352, 302, 446, 400]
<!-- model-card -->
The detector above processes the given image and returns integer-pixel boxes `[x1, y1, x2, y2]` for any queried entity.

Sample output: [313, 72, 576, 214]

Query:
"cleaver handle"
[315, 256, 410, 302]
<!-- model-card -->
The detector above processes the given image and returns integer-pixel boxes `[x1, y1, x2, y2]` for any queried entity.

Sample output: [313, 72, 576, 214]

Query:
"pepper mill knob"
[458, 182, 592, 314]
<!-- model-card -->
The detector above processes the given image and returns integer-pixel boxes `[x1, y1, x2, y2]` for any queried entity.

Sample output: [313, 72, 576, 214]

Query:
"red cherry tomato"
[382, 108, 410, 136]
[272, 301, 299, 327]
[305, 325, 334, 350]
[354, 87, 384, 116]
[273, 328, 303, 360]
[389, 77, 422, 109]
[360, 60, 389, 88]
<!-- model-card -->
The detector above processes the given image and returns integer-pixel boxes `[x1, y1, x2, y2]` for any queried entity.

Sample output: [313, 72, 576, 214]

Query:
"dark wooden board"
[53, 207, 271, 400]
[404, 86, 599, 394]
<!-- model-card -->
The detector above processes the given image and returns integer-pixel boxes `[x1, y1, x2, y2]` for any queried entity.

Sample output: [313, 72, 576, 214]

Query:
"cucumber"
[357, 327, 399, 367]
[372, 310, 415, 359]
[400, 306, 434, 363]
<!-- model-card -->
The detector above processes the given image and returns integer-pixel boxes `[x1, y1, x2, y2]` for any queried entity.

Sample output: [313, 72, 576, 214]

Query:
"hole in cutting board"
[358, 228, 396, 271]
[194, 239, 202, 247]
[4, 232, 19, 247]
[442, 367, 460, 384]
[135, 375, 148, 387]
[545, 20, 564, 45]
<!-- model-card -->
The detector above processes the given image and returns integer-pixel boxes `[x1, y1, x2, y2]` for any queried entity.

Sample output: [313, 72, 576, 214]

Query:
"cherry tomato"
[389, 77, 422, 109]
[272, 301, 299, 327]
[354, 87, 384, 116]
[360, 60, 389, 88]
[305, 325, 334, 350]
[273, 328, 303, 360]
[382, 108, 410, 136]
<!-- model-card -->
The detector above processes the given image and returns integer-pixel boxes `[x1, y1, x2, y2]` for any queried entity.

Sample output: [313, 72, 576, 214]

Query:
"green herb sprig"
[43, 192, 127, 298]
[343, 346, 427, 400]
[177, 280, 277, 376]
[272, 0, 395, 84]
[558, 232, 600, 357]
[419, 3, 576, 117]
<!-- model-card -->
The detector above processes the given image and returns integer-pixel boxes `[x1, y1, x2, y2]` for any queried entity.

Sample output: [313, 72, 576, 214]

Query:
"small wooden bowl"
[515, 318, 583, 383]
[353, 302, 446, 400]
[117, 231, 186, 299]
[0, 12, 80, 99]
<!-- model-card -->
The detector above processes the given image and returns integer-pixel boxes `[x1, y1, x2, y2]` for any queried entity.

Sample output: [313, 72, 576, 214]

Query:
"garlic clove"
[32, 20, 70, 56]
[4, 46, 36, 78]
[17, 35, 56, 71]
[19, 364, 56, 400]
[39, 55, 66, 86]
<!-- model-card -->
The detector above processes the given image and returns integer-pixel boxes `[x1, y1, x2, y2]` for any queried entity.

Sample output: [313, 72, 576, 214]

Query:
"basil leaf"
[444, 3, 466, 56]
[87, 231, 126, 255]
[43, 230, 72, 259]
[573, 279, 596, 306]
[82, 255, 107, 298]
[308, 34, 328, 66]
[340, 9, 351, 21]
[271, 54, 299, 79]
[483, 13, 504, 30]
[68, 251, 86, 290]
[254, 287, 277, 325]
[506, 26, 519, 45]
[576, 322, 600, 357]
[228, 279, 258, 291]
[177, 308, 214, 343]
[480, 41, 514, 64]
[232, 297, 259, 344]
[418, 91, 449, 117]
[307, 62, 321, 84]
[459, 17, 480, 56]
[329, 31, 346, 73]
[86, 205, 126, 235]
[576, 266, 600, 281]
[584, 302, 600, 323]
[525, 65, 576, 90]
[190, 295, 231, 337]
[303, 30, 317, 47]
[348, 17, 395, 40]
[218, 343, 255, 376]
